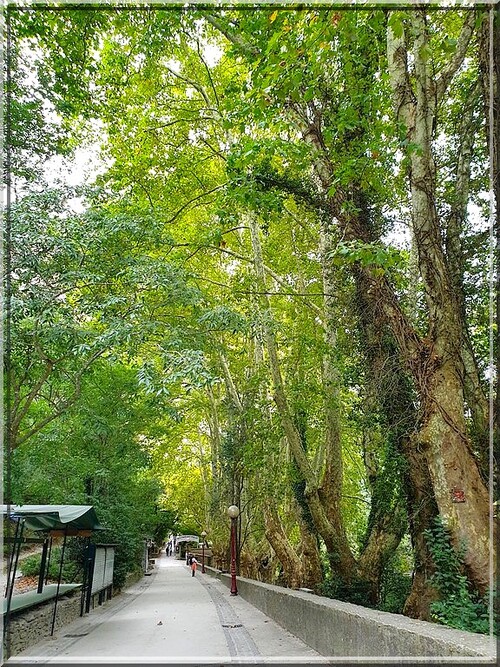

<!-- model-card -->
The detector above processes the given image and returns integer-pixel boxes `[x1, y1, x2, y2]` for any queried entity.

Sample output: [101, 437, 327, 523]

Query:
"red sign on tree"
[451, 488, 466, 503]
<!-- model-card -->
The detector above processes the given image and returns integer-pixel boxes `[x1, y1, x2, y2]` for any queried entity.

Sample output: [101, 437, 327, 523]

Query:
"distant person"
[187, 552, 193, 566]
[191, 556, 198, 577]
[166, 535, 174, 556]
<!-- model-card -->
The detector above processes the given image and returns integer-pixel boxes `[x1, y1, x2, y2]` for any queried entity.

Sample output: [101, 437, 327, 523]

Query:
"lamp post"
[201, 530, 207, 573]
[227, 505, 239, 595]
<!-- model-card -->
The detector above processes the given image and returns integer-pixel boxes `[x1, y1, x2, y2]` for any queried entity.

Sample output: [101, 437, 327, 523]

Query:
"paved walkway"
[9, 555, 325, 664]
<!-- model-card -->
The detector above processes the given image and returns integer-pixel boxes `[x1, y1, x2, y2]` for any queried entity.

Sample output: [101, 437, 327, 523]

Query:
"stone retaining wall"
[205, 567, 496, 660]
[5, 590, 82, 656]
[4, 570, 145, 657]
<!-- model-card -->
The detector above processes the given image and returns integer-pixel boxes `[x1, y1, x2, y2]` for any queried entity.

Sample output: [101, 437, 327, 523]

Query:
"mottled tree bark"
[318, 217, 356, 570]
[296, 507, 323, 591]
[400, 435, 440, 620]
[263, 502, 304, 589]
[478, 5, 500, 482]
[248, 213, 358, 581]
[354, 257, 437, 616]
[444, 82, 489, 473]
[387, 10, 494, 592]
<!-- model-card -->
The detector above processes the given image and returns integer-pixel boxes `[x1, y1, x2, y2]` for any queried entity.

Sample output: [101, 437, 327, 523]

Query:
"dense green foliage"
[5, 5, 496, 636]
[20, 547, 79, 584]
[424, 518, 491, 635]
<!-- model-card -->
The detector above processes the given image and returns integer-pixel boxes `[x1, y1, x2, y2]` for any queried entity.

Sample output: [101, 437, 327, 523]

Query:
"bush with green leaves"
[376, 537, 413, 614]
[320, 573, 376, 608]
[424, 517, 492, 635]
[378, 568, 413, 614]
[20, 547, 80, 583]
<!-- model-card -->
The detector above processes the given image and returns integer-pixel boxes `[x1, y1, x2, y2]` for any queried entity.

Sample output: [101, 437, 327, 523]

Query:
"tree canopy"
[5, 4, 497, 635]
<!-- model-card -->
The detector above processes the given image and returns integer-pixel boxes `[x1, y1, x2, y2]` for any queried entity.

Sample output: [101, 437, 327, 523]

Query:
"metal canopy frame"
[2, 504, 104, 645]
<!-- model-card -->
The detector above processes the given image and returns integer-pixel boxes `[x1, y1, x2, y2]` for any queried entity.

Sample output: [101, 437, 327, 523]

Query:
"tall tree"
[387, 8, 493, 593]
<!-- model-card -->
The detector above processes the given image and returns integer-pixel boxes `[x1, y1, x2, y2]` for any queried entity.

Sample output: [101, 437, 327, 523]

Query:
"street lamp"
[201, 530, 207, 573]
[227, 505, 239, 596]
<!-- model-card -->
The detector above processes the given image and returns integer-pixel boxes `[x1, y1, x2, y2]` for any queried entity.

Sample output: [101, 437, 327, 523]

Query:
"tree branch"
[387, 14, 415, 131]
[204, 244, 324, 321]
[196, 38, 220, 108]
[164, 66, 212, 108]
[204, 14, 260, 58]
[13, 348, 107, 449]
[164, 183, 228, 225]
[435, 11, 476, 102]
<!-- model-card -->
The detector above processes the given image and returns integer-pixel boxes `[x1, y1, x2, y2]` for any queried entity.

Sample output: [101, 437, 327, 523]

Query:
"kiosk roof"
[1, 504, 104, 532]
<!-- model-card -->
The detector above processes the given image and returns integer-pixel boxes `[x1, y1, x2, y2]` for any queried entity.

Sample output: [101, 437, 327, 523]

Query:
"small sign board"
[451, 488, 466, 503]
[91, 545, 115, 594]
[175, 535, 200, 544]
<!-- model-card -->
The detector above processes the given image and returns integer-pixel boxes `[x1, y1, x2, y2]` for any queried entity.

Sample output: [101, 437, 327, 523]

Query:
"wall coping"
[205, 567, 496, 659]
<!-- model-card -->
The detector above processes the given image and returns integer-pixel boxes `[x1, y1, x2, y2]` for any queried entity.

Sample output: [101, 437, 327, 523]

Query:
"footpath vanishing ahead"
[6, 554, 495, 664]
[7, 555, 323, 664]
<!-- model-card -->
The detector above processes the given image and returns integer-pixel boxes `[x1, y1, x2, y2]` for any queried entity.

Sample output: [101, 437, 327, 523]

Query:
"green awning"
[1, 504, 104, 532]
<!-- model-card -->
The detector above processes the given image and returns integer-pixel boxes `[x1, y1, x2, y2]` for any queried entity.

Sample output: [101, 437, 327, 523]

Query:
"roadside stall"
[2, 504, 104, 639]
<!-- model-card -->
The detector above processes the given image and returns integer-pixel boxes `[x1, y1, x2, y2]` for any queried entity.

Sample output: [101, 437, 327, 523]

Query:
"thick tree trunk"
[387, 10, 495, 593]
[444, 82, 489, 471]
[478, 5, 500, 479]
[296, 509, 323, 591]
[358, 514, 406, 606]
[248, 213, 358, 581]
[318, 217, 354, 562]
[263, 502, 304, 589]
[298, 96, 470, 618]
[401, 436, 439, 620]
[418, 362, 492, 592]
[353, 261, 433, 613]
[299, 104, 438, 604]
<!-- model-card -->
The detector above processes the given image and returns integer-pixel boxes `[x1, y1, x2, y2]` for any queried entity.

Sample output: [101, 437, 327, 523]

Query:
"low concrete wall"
[205, 567, 496, 659]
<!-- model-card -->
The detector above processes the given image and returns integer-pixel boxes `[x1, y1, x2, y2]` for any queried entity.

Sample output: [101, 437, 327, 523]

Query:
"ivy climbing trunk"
[387, 9, 494, 593]
[353, 259, 438, 618]
[295, 506, 323, 591]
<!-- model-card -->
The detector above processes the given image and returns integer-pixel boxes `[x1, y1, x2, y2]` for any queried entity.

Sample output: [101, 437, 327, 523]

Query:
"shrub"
[378, 568, 412, 614]
[20, 547, 80, 583]
[424, 517, 493, 635]
[320, 574, 376, 607]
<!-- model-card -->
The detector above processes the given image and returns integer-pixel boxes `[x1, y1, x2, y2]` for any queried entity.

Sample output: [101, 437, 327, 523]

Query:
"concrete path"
[9, 554, 326, 664]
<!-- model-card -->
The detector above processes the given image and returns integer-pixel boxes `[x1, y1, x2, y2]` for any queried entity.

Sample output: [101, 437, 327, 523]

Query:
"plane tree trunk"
[248, 213, 358, 582]
[387, 9, 494, 593]
[353, 256, 439, 619]
[263, 502, 304, 589]
[478, 6, 500, 475]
